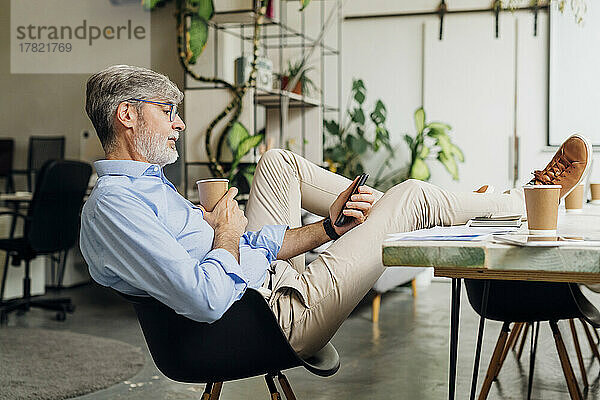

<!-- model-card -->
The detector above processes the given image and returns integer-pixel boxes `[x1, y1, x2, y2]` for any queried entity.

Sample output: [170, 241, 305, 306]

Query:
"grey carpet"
[0, 327, 145, 400]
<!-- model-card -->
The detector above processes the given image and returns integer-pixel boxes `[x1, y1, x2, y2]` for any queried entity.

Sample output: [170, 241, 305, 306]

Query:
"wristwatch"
[322, 217, 340, 240]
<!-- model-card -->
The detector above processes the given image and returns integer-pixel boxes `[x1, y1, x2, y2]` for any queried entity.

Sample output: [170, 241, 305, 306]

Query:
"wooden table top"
[382, 204, 600, 284]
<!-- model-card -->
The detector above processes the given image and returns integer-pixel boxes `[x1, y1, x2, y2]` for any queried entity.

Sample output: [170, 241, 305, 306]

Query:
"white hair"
[85, 64, 183, 152]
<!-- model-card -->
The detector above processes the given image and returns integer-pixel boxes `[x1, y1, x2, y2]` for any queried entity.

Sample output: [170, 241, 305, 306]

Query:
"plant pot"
[281, 76, 302, 95]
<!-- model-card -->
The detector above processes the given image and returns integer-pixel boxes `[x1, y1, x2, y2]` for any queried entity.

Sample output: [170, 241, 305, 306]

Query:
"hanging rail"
[344, 1, 550, 39]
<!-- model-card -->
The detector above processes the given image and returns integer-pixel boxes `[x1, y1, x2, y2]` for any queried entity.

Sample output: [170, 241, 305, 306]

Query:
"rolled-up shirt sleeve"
[84, 191, 247, 323]
[242, 225, 288, 263]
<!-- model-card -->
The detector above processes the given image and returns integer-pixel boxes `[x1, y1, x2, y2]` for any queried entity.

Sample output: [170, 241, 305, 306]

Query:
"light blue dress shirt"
[80, 160, 287, 323]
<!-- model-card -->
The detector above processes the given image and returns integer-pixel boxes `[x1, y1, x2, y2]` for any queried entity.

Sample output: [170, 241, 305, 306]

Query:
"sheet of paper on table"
[492, 234, 600, 247]
[385, 225, 519, 242]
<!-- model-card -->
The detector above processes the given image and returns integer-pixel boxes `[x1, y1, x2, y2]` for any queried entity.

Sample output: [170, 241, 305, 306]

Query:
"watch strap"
[323, 217, 341, 240]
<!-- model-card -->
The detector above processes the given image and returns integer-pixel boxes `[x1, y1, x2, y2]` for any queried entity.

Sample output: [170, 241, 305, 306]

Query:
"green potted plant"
[278, 59, 318, 96]
[324, 79, 464, 191]
[405, 108, 464, 181]
[324, 79, 402, 190]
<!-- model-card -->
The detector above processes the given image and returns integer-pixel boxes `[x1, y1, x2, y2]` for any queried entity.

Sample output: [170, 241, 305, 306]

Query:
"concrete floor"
[4, 281, 600, 399]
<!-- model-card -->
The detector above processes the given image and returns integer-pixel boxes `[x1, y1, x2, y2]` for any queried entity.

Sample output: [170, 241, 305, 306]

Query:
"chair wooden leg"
[569, 319, 588, 388]
[517, 323, 530, 361]
[372, 293, 381, 323]
[494, 323, 522, 380]
[594, 327, 600, 345]
[277, 372, 297, 400]
[210, 382, 223, 400]
[411, 279, 417, 298]
[551, 321, 583, 400]
[202, 383, 214, 400]
[265, 373, 282, 400]
[579, 318, 600, 362]
[510, 322, 524, 351]
[478, 322, 510, 400]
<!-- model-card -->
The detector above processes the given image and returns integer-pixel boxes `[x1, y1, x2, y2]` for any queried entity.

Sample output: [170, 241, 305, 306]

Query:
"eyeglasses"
[128, 98, 179, 122]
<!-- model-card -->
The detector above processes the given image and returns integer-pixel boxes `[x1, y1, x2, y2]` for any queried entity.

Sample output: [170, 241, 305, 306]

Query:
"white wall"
[340, 1, 554, 193]
[549, 4, 600, 146]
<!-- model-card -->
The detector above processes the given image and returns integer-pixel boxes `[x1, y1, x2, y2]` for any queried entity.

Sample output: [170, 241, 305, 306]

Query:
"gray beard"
[134, 124, 178, 167]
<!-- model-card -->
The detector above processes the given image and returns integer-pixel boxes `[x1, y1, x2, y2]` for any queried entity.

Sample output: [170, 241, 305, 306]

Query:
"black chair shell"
[26, 160, 91, 254]
[27, 136, 65, 192]
[464, 279, 596, 324]
[121, 288, 340, 384]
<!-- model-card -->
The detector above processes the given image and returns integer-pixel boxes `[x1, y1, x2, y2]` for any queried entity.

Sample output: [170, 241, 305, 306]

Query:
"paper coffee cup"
[196, 178, 229, 212]
[523, 185, 561, 235]
[591, 183, 600, 204]
[564, 184, 584, 213]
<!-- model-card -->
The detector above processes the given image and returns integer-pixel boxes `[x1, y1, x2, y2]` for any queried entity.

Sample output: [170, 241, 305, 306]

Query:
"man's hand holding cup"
[202, 186, 247, 238]
[196, 179, 247, 262]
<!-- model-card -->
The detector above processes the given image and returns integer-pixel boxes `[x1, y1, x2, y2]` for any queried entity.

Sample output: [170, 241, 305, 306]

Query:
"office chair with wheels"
[464, 279, 600, 400]
[120, 288, 340, 399]
[0, 160, 92, 323]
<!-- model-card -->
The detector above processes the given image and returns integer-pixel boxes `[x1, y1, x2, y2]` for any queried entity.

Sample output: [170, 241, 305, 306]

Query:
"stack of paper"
[467, 214, 522, 228]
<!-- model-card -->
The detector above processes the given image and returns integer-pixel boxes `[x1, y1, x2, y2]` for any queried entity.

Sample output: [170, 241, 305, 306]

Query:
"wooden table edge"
[431, 266, 600, 284]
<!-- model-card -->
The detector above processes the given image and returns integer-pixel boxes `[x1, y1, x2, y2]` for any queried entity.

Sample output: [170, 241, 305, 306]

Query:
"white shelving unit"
[182, 0, 342, 197]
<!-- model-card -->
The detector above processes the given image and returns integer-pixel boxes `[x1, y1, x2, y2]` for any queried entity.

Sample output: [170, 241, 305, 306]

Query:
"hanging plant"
[144, 0, 213, 65]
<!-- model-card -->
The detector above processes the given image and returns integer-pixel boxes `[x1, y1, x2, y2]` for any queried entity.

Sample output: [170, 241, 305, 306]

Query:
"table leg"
[449, 278, 462, 400]
[470, 280, 490, 400]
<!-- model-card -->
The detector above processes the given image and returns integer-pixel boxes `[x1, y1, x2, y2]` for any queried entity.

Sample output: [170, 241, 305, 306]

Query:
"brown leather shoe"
[528, 134, 591, 199]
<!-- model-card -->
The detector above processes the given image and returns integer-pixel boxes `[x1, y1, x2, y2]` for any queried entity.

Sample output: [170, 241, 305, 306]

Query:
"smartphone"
[335, 173, 369, 227]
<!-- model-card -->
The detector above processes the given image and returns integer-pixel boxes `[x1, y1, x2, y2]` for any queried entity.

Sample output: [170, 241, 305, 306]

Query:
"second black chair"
[464, 279, 600, 400]
[121, 288, 340, 399]
[0, 160, 91, 323]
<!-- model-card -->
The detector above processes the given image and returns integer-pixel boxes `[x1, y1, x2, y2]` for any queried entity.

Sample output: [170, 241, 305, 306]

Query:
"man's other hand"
[202, 187, 248, 239]
[329, 176, 375, 236]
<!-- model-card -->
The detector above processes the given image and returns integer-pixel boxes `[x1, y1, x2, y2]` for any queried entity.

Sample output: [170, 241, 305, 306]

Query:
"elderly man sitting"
[80, 65, 590, 358]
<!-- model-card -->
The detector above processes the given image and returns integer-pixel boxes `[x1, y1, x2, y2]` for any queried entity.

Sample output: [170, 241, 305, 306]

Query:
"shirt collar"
[94, 160, 161, 178]
[94, 160, 178, 192]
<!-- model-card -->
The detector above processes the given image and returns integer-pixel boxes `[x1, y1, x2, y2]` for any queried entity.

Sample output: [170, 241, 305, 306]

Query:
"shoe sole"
[560, 133, 592, 200]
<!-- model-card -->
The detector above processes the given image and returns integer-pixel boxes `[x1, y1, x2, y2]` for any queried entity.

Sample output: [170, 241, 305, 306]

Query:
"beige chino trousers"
[245, 149, 524, 358]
